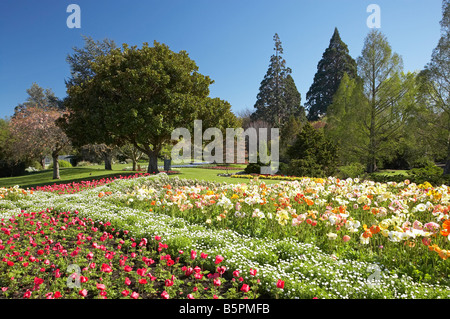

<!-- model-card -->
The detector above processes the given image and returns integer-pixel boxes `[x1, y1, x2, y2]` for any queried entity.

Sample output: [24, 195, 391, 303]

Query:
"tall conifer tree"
[305, 28, 357, 121]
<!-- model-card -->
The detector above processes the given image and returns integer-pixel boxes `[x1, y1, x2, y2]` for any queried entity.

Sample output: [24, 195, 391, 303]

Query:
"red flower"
[54, 291, 61, 299]
[276, 279, 285, 289]
[165, 279, 174, 287]
[130, 291, 139, 299]
[154, 235, 161, 241]
[124, 265, 132, 272]
[233, 270, 240, 277]
[7, 261, 14, 267]
[249, 268, 257, 276]
[97, 283, 106, 290]
[190, 250, 197, 260]
[121, 290, 129, 297]
[200, 252, 208, 259]
[213, 278, 221, 287]
[139, 278, 147, 285]
[217, 266, 227, 275]
[215, 255, 224, 264]
[37, 249, 44, 255]
[125, 277, 131, 286]
[79, 289, 88, 297]
[23, 290, 32, 298]
[187, 294, 195, 299]
[240, 284, 250, 293]
[161, 291, 170, 299]
[101, 263, 112, 273]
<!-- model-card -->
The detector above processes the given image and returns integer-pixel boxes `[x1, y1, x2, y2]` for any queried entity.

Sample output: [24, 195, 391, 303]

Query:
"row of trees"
[243, 0, 449, 177]
[1, 36, 240, 178]
[1, 0, 448, 179]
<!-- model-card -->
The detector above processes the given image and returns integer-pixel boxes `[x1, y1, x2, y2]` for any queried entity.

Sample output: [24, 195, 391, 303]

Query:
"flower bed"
[0, 208, 263, 299]
[0, 174, 449, 299]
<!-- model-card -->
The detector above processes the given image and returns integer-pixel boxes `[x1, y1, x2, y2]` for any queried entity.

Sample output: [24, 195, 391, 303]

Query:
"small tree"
[9, 107, 71, 179]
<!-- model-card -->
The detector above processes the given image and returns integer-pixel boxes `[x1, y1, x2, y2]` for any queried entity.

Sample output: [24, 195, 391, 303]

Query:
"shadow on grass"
[0, 167, 143, 189]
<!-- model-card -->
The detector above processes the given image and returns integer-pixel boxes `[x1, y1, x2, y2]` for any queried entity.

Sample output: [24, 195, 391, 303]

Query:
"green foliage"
[410, 164, 443, 179]
[252, 34, 306, 126]
[64, 40, 238, 174]
[306, 28, 358, 121]
[48, 160, 73, 169]
[411, 157, 436, 169]
[337, 162, 366, 179]
[286, 122, 338, 177]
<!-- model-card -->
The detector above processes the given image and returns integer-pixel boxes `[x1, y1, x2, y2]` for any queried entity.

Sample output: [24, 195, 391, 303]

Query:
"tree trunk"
[104, 149, 112, 170]
[52, 154, 60, 180]
[147, 150, 159, 174]
[40, 157, 46, 170]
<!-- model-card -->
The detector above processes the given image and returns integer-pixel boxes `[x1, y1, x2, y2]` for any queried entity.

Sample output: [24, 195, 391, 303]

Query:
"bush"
[411, 157, 436, 169]
[410, 164, 443, 178]
[48, 159, 72, 169]
[244, 161, 264, 174]
[337, 162, 366, 179]
[287, 158, 327, 178]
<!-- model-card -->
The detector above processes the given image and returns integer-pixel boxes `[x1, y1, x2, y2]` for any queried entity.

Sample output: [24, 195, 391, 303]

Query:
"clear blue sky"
[0, 0, 443, 119]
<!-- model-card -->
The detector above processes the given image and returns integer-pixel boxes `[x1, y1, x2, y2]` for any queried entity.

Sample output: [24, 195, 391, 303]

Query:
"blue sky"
[0, 0, 444, 119]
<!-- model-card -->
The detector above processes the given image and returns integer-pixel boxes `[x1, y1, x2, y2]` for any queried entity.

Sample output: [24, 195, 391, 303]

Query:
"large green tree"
[417, 0, 450, 174]
[305, 28, 358, 121]
[252, 33, 305, 126]
[64, 35, 118, 170]
[63, 41, 238, 173]
[327, 30, 416, 172]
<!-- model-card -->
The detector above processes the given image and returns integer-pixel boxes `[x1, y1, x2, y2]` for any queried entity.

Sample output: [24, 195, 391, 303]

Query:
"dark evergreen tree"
[252, 34, 305, 126]
[286, 122, 339, 177]
[305, 28, 358, 121]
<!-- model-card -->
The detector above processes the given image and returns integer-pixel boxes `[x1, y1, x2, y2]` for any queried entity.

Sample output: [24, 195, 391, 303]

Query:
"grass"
[0, 162, 278, 189]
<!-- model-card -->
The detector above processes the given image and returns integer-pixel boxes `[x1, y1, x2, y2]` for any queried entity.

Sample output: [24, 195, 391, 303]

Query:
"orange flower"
[305, 198, 314, 206]
[363, 205, 370, 211]
[150, 201, 156, 206]
[369, 225, 380, 235]
[443, 219, 450, 231]
[362, 231, 372, 238]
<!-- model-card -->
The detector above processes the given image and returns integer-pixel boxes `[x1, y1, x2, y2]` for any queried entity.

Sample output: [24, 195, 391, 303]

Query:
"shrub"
[411, 157, 437, 169]
[337, 162, 366, 179]
[48, 159, 72, 169]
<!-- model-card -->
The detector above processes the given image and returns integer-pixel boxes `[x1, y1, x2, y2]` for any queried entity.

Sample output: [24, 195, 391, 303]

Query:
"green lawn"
[0, 162, 277, 189]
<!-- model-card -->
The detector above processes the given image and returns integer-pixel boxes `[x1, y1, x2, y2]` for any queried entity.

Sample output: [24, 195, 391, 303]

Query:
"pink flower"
[217, 266, 227, 275]
[79, 289, 88, 297]
[101, 263, 112, 273]
[190, 250, 197, 260]
[342, 235, 351, 242]
[97, 283, 106, 290]
[213, 278, 221, 287]
[241, 284, 250, 292]
[187, 294, 195, 299]
[130, 291, 139, 299]
[161, 291, 170, 299]
[215, 255, 224, 264]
